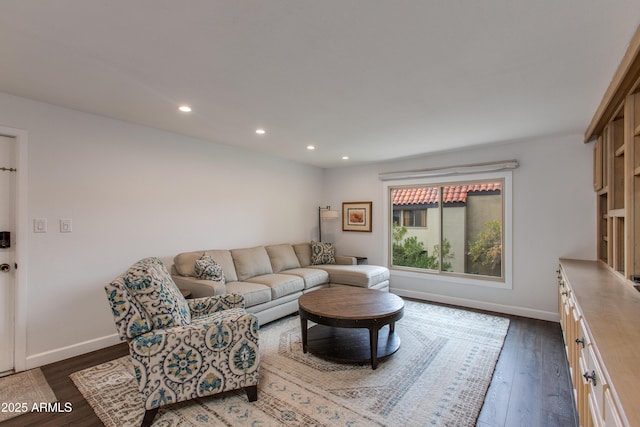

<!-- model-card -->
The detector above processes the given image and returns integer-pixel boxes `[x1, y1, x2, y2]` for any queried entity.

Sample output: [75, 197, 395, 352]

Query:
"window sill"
[390, 267, 512, 290]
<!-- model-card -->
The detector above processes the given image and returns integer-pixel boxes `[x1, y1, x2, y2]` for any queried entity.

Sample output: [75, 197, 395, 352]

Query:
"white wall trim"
[25, 333, 122, 370]
[382, 170, 514, 290]
[0, 125, 28, 372]
[392, 287, 559, 322]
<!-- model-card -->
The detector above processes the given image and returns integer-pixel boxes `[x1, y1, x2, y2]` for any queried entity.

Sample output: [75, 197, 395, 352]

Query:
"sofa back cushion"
[266, 244, 301, 273]
[123, 257, 191, 329]
[232, 246, 273, 281]
[173, 249, 238, 282]
[293, 243, 312, 267]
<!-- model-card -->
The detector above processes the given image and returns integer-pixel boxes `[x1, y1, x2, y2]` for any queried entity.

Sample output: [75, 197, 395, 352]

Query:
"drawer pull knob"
[575, 337, 585, 348]
[561, 291, 569, 296]
[583, 370, 597, 386]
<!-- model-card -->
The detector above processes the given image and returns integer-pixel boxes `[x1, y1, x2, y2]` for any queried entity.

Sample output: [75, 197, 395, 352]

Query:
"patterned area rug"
[71, 300, 509, 426]
[0, 368, 57, 422]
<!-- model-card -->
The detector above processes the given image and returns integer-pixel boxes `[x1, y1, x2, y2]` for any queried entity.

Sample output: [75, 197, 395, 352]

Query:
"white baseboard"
[21, 292, 557, 370]
[391, 288, 559, 322]
[25, 333, 122, 370]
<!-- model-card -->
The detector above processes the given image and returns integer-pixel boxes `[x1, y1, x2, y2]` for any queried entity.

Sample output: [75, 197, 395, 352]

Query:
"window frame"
[383, 170, 513, 290]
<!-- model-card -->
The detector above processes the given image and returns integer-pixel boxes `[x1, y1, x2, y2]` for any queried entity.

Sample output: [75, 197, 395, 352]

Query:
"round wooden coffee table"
[298, 286, 404, 369]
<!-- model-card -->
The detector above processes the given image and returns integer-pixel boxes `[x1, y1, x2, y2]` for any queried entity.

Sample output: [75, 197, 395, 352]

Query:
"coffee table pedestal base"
[304, 324, 400, 369]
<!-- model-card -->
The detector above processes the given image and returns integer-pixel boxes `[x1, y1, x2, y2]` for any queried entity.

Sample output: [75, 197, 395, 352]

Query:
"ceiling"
[1, 1, 639, 168]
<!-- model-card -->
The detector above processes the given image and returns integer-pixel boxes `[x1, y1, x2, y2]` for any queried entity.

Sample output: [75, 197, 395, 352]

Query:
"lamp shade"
[320, 209, 339, 220]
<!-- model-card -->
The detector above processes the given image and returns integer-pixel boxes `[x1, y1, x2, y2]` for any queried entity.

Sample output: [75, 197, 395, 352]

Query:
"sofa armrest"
[335, 255, 357, 265]
[172, 274, 226, 298]
[188, 293, 245, 317]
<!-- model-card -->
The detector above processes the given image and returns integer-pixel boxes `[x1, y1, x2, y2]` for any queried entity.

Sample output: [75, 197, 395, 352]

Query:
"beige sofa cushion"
[310, 264, 390, 288]
[173, 250, 238, 282]
[281, 268, 329, 289]
[232, 246, 273, 281]
[293, 243, 312, 267]
[266, 244, 301, 273]
[246, 274, 304, 299]
[225, 281, 272, 307]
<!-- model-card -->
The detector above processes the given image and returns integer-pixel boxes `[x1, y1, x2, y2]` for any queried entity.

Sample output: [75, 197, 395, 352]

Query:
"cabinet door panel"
[604, 389, 623, 427]
[588, 393, 602, 427]
[578, 356, 589, 426]
[570, 303, 582, 389]
[578, 319, 590, 366]
[586, 347, 606, 426]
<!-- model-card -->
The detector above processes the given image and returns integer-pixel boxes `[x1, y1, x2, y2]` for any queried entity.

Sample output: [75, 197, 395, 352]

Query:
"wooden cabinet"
[567, 26, 640, 426]
[587, 25, 640, 281]
[593, 114, 630, 275]
[558, 260, 640, 427]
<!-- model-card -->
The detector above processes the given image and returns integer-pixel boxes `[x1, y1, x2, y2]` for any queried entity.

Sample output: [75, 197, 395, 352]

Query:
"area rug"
[0, 368, 57, 422]
[70, 300, 509, 426]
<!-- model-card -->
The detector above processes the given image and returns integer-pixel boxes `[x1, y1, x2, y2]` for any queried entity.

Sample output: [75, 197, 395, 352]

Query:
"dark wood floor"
[477, 315, 578, 427]
[1, 311, 578, 427]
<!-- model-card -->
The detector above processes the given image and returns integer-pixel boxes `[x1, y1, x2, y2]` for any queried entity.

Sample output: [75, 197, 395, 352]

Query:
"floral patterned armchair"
[105, 257, 260, 427]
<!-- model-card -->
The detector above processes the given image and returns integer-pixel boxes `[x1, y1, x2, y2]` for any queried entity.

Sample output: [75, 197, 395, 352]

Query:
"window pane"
[442, 182, 502, 277]
[391, 187, 439, 270]
[440, 204, 461, 273]
[403, 210, 410, 226]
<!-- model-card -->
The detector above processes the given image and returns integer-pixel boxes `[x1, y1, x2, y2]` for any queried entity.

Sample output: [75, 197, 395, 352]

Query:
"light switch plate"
[60, 219, 72, 233]
[34, 218, 47, 233]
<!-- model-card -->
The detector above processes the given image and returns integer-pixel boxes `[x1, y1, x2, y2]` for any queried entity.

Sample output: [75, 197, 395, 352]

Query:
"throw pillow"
[311, 241, 336, 265]
[194, 252, 225, 282]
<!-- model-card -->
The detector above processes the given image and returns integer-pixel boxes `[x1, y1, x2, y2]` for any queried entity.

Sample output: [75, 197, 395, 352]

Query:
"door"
[0, 135, 16, 374]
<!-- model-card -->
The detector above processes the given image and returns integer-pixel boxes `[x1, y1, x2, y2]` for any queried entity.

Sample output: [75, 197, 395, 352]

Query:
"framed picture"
[342, 201, 372, 232]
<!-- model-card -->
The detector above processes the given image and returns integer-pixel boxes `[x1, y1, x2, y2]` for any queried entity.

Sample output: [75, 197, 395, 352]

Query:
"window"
[384, 170, 512, 288]
[394, 209, 427, 227]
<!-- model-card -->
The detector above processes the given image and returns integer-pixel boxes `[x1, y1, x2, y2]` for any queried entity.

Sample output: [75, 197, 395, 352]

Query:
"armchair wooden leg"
[141, 407, 159, 427]
[244, 385, 258, 402]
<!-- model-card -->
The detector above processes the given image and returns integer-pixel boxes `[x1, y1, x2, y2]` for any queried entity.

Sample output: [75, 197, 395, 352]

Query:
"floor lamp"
[318, 206, 339, 242]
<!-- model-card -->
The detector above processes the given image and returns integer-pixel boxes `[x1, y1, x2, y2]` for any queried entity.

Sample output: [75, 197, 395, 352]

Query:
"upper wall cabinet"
[587, 25, 640, 282]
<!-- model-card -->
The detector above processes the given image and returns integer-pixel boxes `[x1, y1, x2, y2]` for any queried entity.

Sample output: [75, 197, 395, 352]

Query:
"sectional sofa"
[171, 242, 390, 325]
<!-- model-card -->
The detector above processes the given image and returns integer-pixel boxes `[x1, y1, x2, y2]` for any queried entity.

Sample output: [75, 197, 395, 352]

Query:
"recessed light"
[178, 105, 192, 113]
[342, 156, 349, 160]
[255, 128, 266, 135]
[307, 145, 315, 150]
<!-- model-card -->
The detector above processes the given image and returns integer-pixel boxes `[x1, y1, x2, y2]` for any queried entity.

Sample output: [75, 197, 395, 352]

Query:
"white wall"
[323, 135, 596, 320]
[0, 92, 324, 368]
[0, 90, 597, 368]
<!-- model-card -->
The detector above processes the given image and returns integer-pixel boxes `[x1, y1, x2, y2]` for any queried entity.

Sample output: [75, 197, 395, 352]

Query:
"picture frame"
[342, 201, 372, 232]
